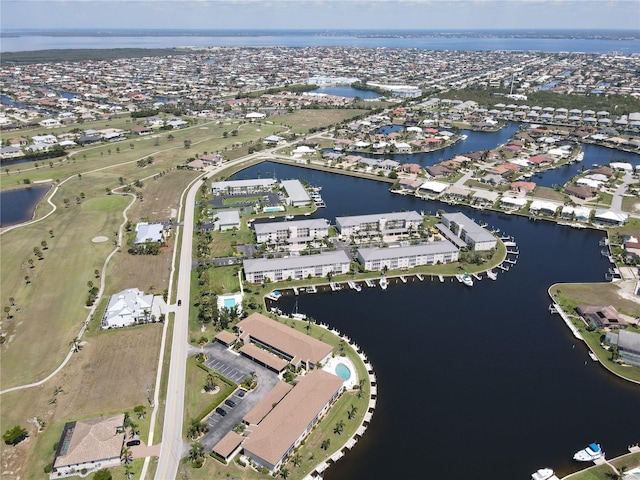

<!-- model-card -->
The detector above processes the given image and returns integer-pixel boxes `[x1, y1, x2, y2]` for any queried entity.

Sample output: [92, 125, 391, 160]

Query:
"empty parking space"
[205, 358, 248, 384]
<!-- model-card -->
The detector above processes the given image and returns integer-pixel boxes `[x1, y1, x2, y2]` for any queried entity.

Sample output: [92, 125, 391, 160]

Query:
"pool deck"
[322, 355, 358, 390]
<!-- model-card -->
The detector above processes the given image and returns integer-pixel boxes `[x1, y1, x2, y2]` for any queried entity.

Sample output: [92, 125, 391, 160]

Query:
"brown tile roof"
[236, 313, 333, 366]
[243, 370, 344, 468]
[243, 381, 293, 425]
[239, 343, 289, 372]
[53, 414, 125, 469]
[215, 330, 238, 346]
[212, 431, 245, 459]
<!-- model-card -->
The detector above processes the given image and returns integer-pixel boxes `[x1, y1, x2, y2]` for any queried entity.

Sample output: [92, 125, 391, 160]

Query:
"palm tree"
[48, 229, 54, 238]
[321, 438, 331, 450]
[124, 465, 133, 480]
[204, 374, 217, 392]
[69, 337, 80, 353]
[291, 453, 301, 467]
[280, 467, 290, 479]
[347, 404, 358, 420]
[121, 446, 133, 465]
[188, 441, 205, 461]
[41, 240, 48, 250]
[333, 420, 344, 435]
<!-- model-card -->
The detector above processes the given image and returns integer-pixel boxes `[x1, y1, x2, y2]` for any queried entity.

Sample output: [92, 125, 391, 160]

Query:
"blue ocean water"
[1, 29, 638, 53]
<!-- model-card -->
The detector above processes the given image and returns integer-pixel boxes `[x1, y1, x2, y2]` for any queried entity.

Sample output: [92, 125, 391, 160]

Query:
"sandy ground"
[91, 235, 109, 243]
[131, 441, 162, 459]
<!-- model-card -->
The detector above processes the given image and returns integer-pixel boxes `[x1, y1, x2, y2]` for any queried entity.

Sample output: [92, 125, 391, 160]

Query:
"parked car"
[215, 407, 227, 417]
[237, 389, 246, 398]
[225, 399, 236, 408]
[177, 299, 182, 306]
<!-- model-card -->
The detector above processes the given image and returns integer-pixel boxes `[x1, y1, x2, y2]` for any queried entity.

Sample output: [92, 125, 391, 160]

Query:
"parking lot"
[199, 342, 280, 450]
[204, 357, 248, 384]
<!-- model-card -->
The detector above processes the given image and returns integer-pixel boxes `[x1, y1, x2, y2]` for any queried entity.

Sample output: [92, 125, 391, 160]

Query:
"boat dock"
[438, 275, 445, 282]
[503, 241, 517, 247]
[455, 274, 462, 283]
[307, 285, 317, 294]
[497, 264, 509, 271]
[365, 279, 376, 288]
[487, 270, 497, 280]
[347, 281, 362, 292]
[265, 291, 282, 301]
[330, 282, 342, 291]
[416, 274, 424, 281]
[506, 249, 519, 255]
[399, 275, 407, 283]
[504, 258, 517, 265]
[551, 303, 584, 340]
[293, 287, 299, 295]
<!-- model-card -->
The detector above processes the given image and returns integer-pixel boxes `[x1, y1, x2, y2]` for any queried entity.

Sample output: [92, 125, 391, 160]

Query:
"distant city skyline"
[2, 0, 639, 31]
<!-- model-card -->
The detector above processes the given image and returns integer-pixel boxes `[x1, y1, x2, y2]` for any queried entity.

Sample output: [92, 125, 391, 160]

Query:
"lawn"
[269, 109, 369, 134]
[0, 323, 164, 479]
[550, 283, 640, 383]
[563, 452, 640, 480]
[183, 357, 237, 435]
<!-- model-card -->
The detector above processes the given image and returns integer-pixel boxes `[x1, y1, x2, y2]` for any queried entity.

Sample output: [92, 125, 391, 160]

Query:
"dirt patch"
[91, 236, 109, 243]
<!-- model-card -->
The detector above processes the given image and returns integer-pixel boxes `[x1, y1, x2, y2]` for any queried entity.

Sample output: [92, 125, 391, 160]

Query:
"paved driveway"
[198, 342, 280, 450]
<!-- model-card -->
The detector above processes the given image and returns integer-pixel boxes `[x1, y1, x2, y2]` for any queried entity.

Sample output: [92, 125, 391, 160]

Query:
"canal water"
[0, 184, 50, 227]
[232, 162, 640, 480]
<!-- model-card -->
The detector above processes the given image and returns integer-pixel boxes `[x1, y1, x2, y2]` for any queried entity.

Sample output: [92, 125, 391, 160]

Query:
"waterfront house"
[564, 185, 597, 200]
[623, 236, 640, 261]
[605, 330, 640, 367]
[594, 210, 628, 226]
[511, 181, 536, 194]
[529, 200, 559, 216]
[243, 250, 350, 284]
[577, 305, 627, 329]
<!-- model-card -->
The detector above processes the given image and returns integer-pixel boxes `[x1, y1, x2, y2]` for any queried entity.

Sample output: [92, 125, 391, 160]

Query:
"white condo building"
[336, 211, 423, 238]
[357, 241, 459, 271]
[243, 250, 350, 283]
[254, 218, 330, 245]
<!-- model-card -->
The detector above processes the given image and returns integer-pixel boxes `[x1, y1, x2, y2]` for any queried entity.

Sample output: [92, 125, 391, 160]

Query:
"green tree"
[133, 405, 147, 419]
[48, 229, 54, 238]
[121, 446, 133, 465]
[280, 467, 290, 479]
[321, 438, 331, 450]
[291, 452, 301, 467]
[189, 440, 205, 461]
[41, 240, 48, 250]
[333, 420, 345, 435]
[93, 469, 112, 480]
[3, 426, 27, 445]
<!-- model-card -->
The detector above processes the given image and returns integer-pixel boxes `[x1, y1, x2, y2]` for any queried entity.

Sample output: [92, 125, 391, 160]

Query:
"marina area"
[236, 160, 639, 480]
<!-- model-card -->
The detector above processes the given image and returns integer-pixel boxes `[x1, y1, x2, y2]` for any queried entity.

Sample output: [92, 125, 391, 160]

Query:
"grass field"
[0, 323, 163, 479]
[269, 109, 369, 134]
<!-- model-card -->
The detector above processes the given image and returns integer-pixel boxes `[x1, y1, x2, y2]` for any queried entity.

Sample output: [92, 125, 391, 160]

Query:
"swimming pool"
[335, 363, 351, 381]
[224, 298, 236, 308]
[263, 206, 285, 213]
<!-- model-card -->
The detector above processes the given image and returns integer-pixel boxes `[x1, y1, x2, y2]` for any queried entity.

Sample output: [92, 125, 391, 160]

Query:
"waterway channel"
[232, 161, 640, 480]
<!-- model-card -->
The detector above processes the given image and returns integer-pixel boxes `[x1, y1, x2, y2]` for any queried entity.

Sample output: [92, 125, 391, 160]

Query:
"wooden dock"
[438, 275, 445, 283]
[399, 275, 407, 283]
[416, 274, 424, 281]
[365, 279, 376, 288]
[472, 273, 482, 281]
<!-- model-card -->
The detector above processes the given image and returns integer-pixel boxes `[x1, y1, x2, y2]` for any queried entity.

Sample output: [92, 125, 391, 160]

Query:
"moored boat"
[379, 276, 388, 290]
[531, 468, 555, 480]
[573, 442, 603, 462]
[461, 273, 474, 287]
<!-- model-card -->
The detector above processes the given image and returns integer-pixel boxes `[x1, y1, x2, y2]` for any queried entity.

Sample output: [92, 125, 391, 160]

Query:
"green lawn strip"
[534, 186, 567, 203]
[563, 452, 640, 480]
[268, 109, 369, 134]
[183, 357, 237, 437]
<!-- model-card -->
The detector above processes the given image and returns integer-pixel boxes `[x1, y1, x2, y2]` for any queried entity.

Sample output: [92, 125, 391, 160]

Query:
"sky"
[2, 0, 639, 31]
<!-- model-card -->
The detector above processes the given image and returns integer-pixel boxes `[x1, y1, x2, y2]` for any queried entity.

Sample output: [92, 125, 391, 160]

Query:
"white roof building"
[211, 178, 276, 194]
[440, 212, 497, 251]
[102, 288, 155, 328]
[281, 179, 311, 206]
[254, 218, 330, 244]
[417, 181, 449, 195]
[357, 241, 459, 271]
[135, 222, 164, 244]
[243, 251, 351, 284]
[336, 211, 422, 237]
[214, 210, 241, 231]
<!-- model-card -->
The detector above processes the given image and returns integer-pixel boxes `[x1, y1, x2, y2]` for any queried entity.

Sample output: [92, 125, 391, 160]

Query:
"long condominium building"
[243, 250, 350, 283]
[211, 178, 277, 195]
[335, 211, 422, 238]
[357, 241, 459, 271]
[254, 218, 330, 245]
[242, 369, 344, 472]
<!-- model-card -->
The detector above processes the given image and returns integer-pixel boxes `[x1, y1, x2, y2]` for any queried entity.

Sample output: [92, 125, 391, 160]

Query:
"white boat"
[487, 270, 497, 280]
[461, 273, 474, 287]
[285, 214, 294, 220]
[573, 443, 603, 462]
[531, 468, 555, 480]
[576, 152, 584, 162]
[379, 276, 388, 290]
